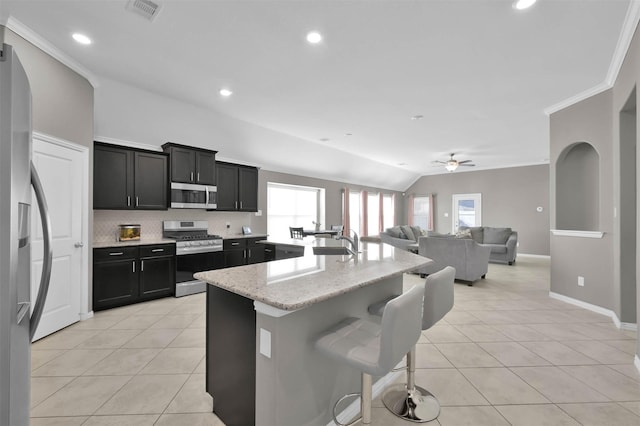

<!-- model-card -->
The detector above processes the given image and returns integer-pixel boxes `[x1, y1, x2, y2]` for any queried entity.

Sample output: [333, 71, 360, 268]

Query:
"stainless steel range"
[163, 220, 223, 297]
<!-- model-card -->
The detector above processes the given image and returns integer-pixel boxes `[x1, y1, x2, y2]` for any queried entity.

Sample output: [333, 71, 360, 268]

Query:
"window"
[345, 190, 395, 236]
[367, 193, 380, 236]
[382, 194, 394, 230]
[267, 183, 325, 238]
[412, 196, 431, 230]
[349, 191, 361, 235]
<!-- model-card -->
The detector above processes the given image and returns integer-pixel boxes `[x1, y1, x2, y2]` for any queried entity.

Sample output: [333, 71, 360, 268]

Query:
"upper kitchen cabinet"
[162, 142, 217, 186]
[94, 142, 169, 210]
[215, 162, 258, 212]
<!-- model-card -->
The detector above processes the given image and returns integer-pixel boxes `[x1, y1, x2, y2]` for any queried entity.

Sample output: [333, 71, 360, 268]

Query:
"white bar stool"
[368, 266, 455, 423]
[315, 284, 425, 426]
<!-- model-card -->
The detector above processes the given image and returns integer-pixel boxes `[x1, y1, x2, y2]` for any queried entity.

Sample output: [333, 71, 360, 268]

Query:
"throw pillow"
[410, 226, 423, 240]
[468, 227, 484, 243]
[483, 227, 512, 244]
[455, 228, 472, 239]
[385, 226, 403, 239]
[400, 225, 416, 241]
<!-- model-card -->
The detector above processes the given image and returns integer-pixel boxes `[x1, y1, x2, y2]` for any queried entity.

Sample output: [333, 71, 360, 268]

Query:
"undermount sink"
[312, 246, 355, 256]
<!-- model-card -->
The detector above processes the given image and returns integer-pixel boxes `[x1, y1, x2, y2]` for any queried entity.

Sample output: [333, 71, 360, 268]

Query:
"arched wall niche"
[556, 142, 600, 231]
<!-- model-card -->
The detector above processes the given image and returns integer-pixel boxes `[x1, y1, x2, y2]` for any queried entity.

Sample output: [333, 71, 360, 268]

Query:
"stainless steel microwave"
[170, 182, 217, 209]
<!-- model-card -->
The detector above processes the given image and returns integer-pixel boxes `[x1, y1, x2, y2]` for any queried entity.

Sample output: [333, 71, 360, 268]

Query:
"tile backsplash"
[94, 209, 256, 242]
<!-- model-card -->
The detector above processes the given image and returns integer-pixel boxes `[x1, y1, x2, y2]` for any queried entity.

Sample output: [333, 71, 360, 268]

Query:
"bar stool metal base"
[382, 384, 440, 423]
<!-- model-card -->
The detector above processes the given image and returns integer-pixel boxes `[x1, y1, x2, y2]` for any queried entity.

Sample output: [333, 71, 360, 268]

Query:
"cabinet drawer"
[246, 238, 264, 248]
[94, 246, 138, 262]
[139, 244, 176, 258]
[224, 238, 246, 250]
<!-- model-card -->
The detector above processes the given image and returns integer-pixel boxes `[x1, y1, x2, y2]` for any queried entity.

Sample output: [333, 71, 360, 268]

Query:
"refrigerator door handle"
[29, 161, 53, 340]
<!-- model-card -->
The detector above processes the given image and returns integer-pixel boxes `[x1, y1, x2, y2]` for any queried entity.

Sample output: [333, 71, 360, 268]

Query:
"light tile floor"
[30, 256, 639, 425]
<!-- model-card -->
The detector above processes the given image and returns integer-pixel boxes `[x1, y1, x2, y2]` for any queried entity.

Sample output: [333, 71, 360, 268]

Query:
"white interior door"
[452, 193, 482, 233]
[31, 134, 88, 341]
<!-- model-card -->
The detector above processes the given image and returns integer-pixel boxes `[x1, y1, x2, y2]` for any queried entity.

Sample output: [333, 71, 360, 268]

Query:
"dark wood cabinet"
[162, 143, 217, 185]
[93, 244, 176, 311]
[139, 244, 176, 299]
[94, 142, 168, 210]
[93, 247, 138, 310]
[223, 237, 265, 267]
[215, 162, 259, 212]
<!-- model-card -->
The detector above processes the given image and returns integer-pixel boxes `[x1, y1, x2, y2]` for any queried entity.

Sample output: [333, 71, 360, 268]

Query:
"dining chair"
[289, 227, 304, 239]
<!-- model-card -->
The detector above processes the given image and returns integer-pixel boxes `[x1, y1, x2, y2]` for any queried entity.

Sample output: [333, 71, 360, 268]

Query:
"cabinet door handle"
[191, 171, 194, 182]
[265, 249, 272, 253]
[243, 249, 247, 259]
[197, 172, 200, 182]
[231, 242, 240, 246]
[135, 196, 139, 207]
[248, 249, 251, 258]
[235, 201, 238, 209]
[151, 248, 164, 252]
[109, 252, 124, 256]
[127, 196, 131, 206]
[132, 261, 136, 273]
[240, 201, 243, 209]
[141, 260, 144, 272]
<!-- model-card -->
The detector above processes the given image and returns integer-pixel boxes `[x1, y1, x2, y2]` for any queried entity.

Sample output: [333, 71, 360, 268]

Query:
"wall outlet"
[255, 209, 262, 216]
[578, 276, 585, 287]
[226, 222, 230, 229]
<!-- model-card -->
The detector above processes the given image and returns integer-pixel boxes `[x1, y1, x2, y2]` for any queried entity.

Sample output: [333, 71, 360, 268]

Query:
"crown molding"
[4, 16, 100, 88]
[94, 135, 162, 152]
[544, 0, 640, 115]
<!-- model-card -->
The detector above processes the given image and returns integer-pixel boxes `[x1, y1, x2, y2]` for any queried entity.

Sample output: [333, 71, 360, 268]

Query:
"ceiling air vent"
[126, 0, 162, 21]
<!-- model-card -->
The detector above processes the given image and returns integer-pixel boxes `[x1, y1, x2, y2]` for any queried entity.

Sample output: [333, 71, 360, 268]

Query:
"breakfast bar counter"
[194, 240, 431, 426]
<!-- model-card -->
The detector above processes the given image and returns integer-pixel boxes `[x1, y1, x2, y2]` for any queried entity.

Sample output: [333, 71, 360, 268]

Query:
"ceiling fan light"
[445, 162, 458, 172]
[513, 0, 537, 10]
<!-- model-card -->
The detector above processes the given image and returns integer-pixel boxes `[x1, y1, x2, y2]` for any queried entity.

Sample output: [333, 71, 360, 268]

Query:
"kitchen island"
[194, 239, 431, 426]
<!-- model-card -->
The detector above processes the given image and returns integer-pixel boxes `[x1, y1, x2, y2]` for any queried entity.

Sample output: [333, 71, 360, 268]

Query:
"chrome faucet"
[337, 230, 359, 254]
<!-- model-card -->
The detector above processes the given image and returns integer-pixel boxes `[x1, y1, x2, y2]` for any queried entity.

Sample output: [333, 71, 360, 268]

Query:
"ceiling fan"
[433, 153, 476, 172]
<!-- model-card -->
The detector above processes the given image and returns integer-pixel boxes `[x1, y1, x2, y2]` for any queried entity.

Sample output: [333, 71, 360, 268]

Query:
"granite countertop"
[93, 238, 176, 248]
[194, 240, 431, 311]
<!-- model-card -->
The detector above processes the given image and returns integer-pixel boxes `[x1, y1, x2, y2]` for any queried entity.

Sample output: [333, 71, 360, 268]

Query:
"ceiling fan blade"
[432, 160, 447, 164]
[457, 160, 473, 164]
[460, 163, 476, 167]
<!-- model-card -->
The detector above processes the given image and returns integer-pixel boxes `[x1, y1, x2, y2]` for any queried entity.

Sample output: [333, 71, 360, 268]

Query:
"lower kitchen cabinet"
[223, 237, 265, 267]
[93, 244, 176, 311]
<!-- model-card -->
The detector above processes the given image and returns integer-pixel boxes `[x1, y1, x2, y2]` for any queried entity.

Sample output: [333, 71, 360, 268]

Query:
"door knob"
[74, 242, 84, 248]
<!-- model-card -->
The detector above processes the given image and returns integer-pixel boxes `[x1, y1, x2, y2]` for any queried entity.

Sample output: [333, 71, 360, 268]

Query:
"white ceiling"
[0, 0, 633, 190]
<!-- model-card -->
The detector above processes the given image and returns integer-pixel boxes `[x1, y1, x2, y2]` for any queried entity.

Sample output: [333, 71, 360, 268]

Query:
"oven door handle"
[205, 186, 210, 206]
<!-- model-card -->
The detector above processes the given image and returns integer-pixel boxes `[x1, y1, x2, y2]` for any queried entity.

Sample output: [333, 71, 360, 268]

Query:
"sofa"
[418, 236, 491, 284]
[459, 226, 518, 265]
[379, 225, 425, 251]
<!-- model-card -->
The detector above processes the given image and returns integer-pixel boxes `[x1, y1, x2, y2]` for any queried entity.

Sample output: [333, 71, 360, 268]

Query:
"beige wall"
[405, 165, 550, 256]
[550, 22, 640, 357]
[3, 26, 95, 307]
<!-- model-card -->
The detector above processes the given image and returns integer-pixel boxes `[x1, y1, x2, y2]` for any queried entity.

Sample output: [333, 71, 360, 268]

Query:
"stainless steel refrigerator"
[0, 43, 53, 425]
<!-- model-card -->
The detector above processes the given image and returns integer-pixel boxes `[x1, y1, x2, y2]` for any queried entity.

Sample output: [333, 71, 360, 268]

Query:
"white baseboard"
[326, 363, 404, 426]
[518, 253, 550, 259]
[635, 355, 640, 375]
[79, 311, 94, 321]
[549, 292, 637, 331]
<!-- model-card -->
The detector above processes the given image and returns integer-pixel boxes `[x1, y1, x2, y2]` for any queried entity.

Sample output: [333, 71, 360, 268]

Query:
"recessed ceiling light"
[306, 31, 323, 44]
[219, 88, 233, 97]
[345, 133, 353, 137]
[319, 138, 330, 142]
[513, 0, 537, 10]
[72, 33, 92, 45]
[411, 115, 424, 120]
[397, 162, 408, 166]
